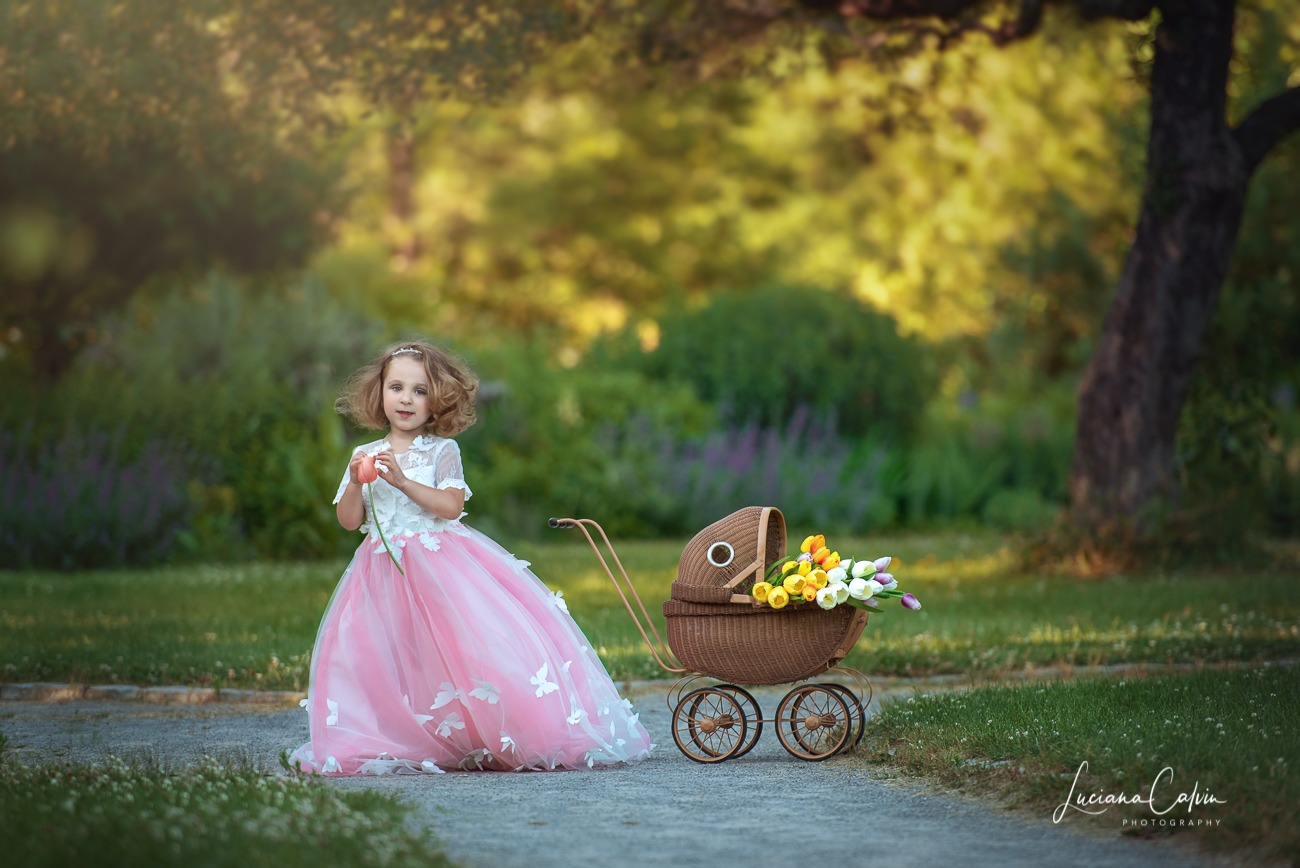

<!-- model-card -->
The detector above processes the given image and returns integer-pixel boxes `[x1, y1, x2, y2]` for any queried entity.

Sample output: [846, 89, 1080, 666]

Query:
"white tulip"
[827, 567, 848, 583]
[850, 561, 874, 579]
[847, 578, 873, 600]
[815, 587, 837, 610]
[866, 579, 883, 595]
[829, 582, 850, 604]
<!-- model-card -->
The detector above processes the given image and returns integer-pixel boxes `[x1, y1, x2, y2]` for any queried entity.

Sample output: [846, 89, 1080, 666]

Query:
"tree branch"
[1233, 86, 1300, 176]
[797, 0, 1045, 47]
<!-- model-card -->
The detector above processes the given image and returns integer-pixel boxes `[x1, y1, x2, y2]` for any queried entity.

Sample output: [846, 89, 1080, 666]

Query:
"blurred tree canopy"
[1, 0, 1298, 555]
[0, 0, 574, 379]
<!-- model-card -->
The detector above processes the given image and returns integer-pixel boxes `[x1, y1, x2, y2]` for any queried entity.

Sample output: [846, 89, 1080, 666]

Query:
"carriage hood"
[671, 506, 786, 605]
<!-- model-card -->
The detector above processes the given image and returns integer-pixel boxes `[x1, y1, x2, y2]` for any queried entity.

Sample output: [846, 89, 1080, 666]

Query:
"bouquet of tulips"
[748, 533, 922, 613]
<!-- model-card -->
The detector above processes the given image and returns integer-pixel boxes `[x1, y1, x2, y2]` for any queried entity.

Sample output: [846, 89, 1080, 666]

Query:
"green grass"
[863, 665, 1300, 864]
[1, 529, 1297, 687]
[0, 751, 449, 868]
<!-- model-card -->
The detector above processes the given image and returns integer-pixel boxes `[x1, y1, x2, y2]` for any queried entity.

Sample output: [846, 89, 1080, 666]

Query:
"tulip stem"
[368, 483, 405, 576]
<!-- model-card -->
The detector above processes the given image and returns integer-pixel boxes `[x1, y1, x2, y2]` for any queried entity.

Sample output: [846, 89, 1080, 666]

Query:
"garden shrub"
[599, 285, 935, 441]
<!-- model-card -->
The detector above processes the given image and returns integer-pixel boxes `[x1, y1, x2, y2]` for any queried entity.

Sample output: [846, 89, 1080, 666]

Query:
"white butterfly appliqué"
[325, 699, 339, 726]
[550, 589, 569, 612]
[322, 755, 340, 773]
[530, 663, 558, 697]
[431, 682, 463, 710]
[436, 713, 466, 739]
[468, 680, 501, 704]
[566, 698, 585, 725]
[500, 731, 516, 752]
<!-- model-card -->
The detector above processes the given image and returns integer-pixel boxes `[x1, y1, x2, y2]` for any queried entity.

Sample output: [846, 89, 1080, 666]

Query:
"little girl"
[290, 341, 653, 774]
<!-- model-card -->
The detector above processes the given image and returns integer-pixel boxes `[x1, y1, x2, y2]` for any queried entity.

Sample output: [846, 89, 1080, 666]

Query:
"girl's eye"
[416, 390, 426, 396]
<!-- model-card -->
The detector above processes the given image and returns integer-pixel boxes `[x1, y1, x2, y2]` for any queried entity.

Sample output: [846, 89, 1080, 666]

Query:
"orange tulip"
[801, 583, 818, 602]
[358, 454, 379, 484]
[821, 553, 841, 570]
[810, 534, 825, 553]
[812, 546, 831, 564]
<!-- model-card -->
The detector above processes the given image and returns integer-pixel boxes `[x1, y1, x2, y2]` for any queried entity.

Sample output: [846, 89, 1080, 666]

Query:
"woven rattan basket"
[662, 506, 869, 686]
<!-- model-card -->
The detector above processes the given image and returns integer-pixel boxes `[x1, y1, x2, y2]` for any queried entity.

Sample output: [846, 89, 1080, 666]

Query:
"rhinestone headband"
[392, 347, 422, 357]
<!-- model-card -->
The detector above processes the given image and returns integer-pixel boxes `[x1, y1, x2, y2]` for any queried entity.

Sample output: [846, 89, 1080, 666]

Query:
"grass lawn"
[0, 748, 448, 868]
[1, 529, 1298, 687]
[862, 665, 1300, 864]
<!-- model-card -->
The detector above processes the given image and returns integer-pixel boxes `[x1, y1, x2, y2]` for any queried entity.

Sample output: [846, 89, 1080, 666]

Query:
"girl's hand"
[375, 450, 408, 490]
[347, 451, 367, 486]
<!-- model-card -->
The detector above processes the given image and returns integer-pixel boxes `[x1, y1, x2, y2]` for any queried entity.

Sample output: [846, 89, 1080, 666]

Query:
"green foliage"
[896, 388, 1075, 529]
[0, 755, 449, 868]
[0, 273, 380, 561]
[460, 339, 717, 539]
[598, 285, 934, 440]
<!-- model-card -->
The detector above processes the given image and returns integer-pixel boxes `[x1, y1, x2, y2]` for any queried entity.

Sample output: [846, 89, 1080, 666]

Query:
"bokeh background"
[2, 0, 1298, 569]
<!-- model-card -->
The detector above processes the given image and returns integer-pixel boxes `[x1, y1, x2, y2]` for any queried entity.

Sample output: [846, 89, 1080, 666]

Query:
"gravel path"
[1, 688, 1229, 868]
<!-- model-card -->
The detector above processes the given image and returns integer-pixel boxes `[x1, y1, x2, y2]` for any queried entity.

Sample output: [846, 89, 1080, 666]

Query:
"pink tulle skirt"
[290, 525, 653, 774]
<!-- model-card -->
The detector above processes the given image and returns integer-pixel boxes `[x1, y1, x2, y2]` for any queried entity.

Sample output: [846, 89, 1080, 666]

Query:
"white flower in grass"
[829, 582, 850, 604]
[815, 587, 838, 610]
[469, 680, 500, 704]
[550, 590, 569, 613]
[436, 713, 466, 738]
[432, 683, 463, 710]
[325, 699, 339, 726]
[531, 663, 558, 697]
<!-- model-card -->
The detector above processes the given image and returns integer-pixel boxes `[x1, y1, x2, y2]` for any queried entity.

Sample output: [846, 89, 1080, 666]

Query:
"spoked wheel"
[672, 687, 749, 764]
[714, 685, 763, 759]
[775, 685, 851, 761]
[822, 683, 867, 754]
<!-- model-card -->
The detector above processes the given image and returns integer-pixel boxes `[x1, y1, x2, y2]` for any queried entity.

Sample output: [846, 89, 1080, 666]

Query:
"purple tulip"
[875, 572, 894, 586]
[864, 598, 880, 608]
[797, 552, 813, 563]
[901, 593, 922, 610]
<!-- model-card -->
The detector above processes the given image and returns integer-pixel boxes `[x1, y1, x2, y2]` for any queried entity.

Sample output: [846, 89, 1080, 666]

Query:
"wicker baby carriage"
[549, 507, 872, 764]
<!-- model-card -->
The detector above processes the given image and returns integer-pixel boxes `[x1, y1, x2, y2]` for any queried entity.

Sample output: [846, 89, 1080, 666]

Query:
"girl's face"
[382, 356, 433, 435]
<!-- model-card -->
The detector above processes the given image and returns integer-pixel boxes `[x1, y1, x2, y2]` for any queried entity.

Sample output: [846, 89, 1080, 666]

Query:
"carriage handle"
[549, 517, 688, 675]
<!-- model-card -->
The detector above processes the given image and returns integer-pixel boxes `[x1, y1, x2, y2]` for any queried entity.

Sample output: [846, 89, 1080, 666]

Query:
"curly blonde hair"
[337, 340, 479, 437]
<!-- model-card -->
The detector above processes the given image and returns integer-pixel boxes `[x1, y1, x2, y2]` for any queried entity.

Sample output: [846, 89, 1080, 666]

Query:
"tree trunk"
[1070, 0, 1247, 523]
[388, 120, 420, 270]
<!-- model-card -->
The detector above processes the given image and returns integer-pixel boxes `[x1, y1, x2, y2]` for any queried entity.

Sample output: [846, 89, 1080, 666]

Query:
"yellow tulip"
[810, 534, 826, 553]
[808, 569, 829, 590]
[751, 581, 772, 602]
[782, 575, 806, 595]
[781, 561, 799, 576]
[801, 583, 818, 601]
[800, 535, 816, 554]
[798, 561, 813, 576]
[822, 553, 841, 570]
[767, 587, 790, 609]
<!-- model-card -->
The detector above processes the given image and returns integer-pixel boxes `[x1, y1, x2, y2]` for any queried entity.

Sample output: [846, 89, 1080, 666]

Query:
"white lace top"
[333, 434, 474, 561]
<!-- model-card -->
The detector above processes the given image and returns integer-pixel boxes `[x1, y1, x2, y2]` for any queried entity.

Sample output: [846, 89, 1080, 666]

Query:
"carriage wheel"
[715, 685, 763, 759]
[774, 685, 851, 761]
[672, 687, 748, 764]
[822, 683, 867, 754]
